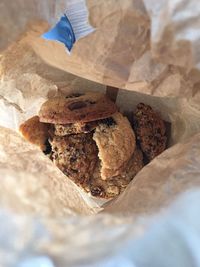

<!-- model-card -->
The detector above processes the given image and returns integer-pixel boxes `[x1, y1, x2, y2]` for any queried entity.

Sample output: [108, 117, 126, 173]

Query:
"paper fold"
[1, 34, 200, 213]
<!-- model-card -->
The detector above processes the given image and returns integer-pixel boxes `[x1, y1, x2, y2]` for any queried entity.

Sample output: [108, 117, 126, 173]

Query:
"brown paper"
[25, 0, 199, 98]
[1, 1, 200, 266]
[0, 126, 99, 215]
[104, 132, 200, 215]
[1, 0, 200, 96]
[1, 0, 200, 218]
[0, 34, 106, 131]
[143, 0, 200, 70]
[1, 32, 200, 216]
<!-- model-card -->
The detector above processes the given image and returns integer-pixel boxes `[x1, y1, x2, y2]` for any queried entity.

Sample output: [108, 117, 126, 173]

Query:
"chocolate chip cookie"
[54, 120, 99, 136]
[133, 103, 167, 160]
[39, 92, 118, 124]
[54, 117, 122, 136]
[50, 133, 98, 188]
[20, 92, 169, 200]
[88, 148, 143, 199]
[93, 112, 136, 180]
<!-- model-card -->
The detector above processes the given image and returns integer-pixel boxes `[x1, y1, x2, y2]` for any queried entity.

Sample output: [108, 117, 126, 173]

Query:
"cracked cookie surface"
[88, 148, 143, 199]
[50, 133, 98, 188]
[93, 112, 136, 180]
[54, 121, 99, 136]
[39, 92, 118, 124]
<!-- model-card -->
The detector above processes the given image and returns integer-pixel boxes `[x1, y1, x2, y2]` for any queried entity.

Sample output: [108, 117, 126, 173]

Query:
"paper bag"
[1, 0, 200, 265]
[1, 0, 200, 97]
[1, 31, 200, 215]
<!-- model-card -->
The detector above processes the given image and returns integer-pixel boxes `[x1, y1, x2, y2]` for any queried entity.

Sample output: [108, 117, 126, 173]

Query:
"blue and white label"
[42, 0, 95, 52]
[43, 14, 76, 52]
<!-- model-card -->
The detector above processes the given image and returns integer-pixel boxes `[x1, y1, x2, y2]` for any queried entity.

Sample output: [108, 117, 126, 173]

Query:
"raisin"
[71, 168, 78, 173]
[99, 117, 116, 127]
[157, 128, 161, 134]
[86, 100, 96, 105]
[91, 186, 105, 197]
[80, 114, 86, 119]
[70, 156, 77, 162]
[84, 124, 91, 132]
[68, 101, 87, 110]
[43, 139, 52, 155]
[66, 93, 84, 98]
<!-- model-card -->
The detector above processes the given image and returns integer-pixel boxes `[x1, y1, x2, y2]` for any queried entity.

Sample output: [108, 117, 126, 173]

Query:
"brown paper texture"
[1, 0, 200, 96]
[104, 132, 200, 215]
[26, 0, 200, 98]
[0, 34, 106, 131]
[1, 1, 200, 96]
[0, 0, 200, 216]
[143, 0, 200, 71]
[1, 1, 200, 265]
[0, 127, 97, 215]
[1, 32, 200, 216]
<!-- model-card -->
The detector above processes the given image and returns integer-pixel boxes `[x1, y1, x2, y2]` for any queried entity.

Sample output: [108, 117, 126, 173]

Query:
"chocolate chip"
[65, 93, 84, 98]
[68, 101, 87, 110]
[86, 100, 96, 105]
[79, 114, 86, 119]
[99, 117, 116, 127]
[43, 139, 52, 155]
[71, 168, 78, 173]
[84, 124, 91, 132]
[70, 156, 77, 162]
[157, 128, 161, 134]
[90, 186, 105, 197]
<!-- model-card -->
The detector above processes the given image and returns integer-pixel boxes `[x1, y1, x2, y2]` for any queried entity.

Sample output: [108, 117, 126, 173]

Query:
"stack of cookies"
[20, 92, 167, 199]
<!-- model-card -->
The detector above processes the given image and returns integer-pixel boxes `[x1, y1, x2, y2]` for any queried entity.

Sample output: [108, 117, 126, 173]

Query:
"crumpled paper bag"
[1, 0, 200, 265]
[1, 0, 200, 97]
[104, 131, 200, 214]
[144, 0, 200, 70]
[1, 190, 200, 267]
[1, 30, 200, 215]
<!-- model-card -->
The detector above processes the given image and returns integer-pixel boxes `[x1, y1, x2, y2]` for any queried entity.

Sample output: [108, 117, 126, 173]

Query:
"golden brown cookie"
[54, 120, 99, 136]
[54, 118, 120, 136]
[39, 92, 118, 124]
[19, 116, 51, 152]
[87, 148, 143, 199]
[93, 112, 136, 180]
[50, 129, 142, 199]
[133, 103, 167, 160]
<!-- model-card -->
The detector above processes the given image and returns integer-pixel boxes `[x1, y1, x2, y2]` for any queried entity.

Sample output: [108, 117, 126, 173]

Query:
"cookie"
[39, 92, 118, 124]
[19, 116, 51, 153]
[50, 133, 98, 188]
[54, 117, 120, 136]
[88, 148, 143, 199]
[50, 129, 142, 199]
[133, 103, 167, 160]
[93, 112, 136, 180]
[54, 120, 99, 136]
